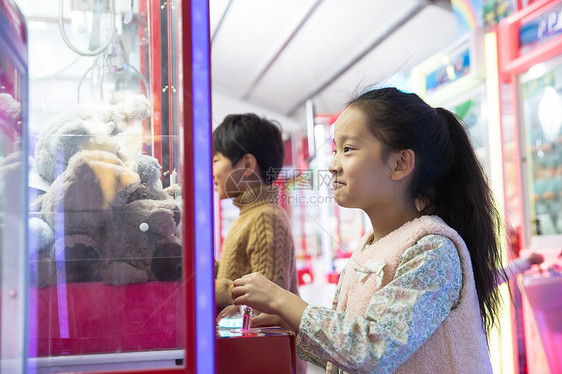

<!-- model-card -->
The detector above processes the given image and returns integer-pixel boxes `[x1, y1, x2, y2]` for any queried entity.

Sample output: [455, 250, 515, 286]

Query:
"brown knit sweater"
[215, 185, 299, 309]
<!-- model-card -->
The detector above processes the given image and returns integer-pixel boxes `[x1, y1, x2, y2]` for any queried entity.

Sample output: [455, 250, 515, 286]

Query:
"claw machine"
[3, 0, 215, 372]
[411, 28, 515, 374]
[0, 0, 28, 373]
[498, 1, 562, 373]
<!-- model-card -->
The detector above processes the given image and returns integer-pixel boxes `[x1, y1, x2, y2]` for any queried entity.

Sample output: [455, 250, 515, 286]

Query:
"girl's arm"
[233, 235, 462, 373]
[298, 236, 461, 373]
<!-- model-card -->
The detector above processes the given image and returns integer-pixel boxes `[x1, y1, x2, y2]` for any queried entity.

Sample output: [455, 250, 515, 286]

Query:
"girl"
[228, 87, 503, 373]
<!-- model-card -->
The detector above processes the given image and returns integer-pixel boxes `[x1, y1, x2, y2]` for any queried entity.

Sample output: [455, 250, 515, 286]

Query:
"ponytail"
[430, 107, 503, 334]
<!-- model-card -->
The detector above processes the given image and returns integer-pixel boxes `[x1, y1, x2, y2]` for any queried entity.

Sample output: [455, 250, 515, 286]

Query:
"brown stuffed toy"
[32, 149, 182, 286]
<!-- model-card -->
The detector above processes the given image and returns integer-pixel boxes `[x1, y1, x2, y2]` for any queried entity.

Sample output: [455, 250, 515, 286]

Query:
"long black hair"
[348, 87, 503, 335]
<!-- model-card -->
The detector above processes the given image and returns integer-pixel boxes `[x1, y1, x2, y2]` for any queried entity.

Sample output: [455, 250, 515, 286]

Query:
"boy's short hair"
[212, 113, 285, 185]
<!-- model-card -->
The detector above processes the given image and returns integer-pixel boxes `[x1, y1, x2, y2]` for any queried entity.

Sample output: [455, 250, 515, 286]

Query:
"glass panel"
[17, 0, 186, 371]
[520, 57, 562, 237]
[0, 2, 27, 372]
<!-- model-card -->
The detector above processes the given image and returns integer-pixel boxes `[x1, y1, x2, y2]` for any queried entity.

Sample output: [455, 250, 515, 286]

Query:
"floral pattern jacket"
[296, 235, 462, 374]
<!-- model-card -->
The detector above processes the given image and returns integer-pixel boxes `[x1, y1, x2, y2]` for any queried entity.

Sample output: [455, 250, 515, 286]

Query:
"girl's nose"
[328, 155, 340, 175]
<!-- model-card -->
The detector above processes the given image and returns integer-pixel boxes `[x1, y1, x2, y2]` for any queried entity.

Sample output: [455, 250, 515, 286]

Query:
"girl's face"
[328, 106, 398, 212]
[212, 152, 245, 200]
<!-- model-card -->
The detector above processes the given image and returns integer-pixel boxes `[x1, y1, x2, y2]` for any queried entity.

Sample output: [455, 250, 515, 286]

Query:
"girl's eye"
[333, 146, 352, 155]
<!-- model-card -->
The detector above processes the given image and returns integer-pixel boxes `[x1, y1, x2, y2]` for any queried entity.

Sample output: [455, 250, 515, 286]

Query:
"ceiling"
[209, 0, 462, 127]
[14, 0, 463, 132]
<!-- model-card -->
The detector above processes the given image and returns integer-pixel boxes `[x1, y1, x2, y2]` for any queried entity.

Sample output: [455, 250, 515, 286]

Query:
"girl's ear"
[391, 149, 415, 181]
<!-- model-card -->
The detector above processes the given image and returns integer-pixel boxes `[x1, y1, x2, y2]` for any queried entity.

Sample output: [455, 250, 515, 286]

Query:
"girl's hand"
[231, 272, 282, 315]
[231, 272, 309, 333]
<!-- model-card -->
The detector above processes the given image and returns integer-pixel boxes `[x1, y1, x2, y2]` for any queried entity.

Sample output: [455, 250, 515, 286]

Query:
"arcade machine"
[411, 28, 515, 373]
[411, 32, 491, 172]
[0, 0, 28, 373]
[0, 0, 218, 372]
[498, 1, 562, 373]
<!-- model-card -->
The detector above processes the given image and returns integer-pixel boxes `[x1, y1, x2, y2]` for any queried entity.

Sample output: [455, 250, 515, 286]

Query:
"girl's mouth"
[333, 181, 346, 189]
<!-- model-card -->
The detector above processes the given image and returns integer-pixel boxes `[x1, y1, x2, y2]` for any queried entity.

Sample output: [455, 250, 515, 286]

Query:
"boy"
[212, 113, 299, 310]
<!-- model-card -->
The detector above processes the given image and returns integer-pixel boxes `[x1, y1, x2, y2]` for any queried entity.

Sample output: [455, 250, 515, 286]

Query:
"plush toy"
[29, 95, 183, 287]
[100, 184, 182, 285]
[136, 154, 162, 189]
[33, 149, 182, 286]
[33, 149, 141, 285]
[28, 94, 151, 251]
[0, 152, 26, 262]
[0, 151, 23, 212]
[0, 92, 22, 139]
[33, 94, 151, 185]
[0, 92, 23, 213]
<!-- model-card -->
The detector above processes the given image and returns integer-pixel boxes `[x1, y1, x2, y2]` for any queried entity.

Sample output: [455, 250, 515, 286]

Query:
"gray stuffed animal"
[29, 95, 152, 256]
[100, 184, 182, 285]
[33, 94, 151, 185]
[32, 149, 141, 286]
[31, 149, 182, 286]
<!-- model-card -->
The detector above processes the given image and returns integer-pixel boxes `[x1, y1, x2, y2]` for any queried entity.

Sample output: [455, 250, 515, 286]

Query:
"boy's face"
[212, 152, 245, 199]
